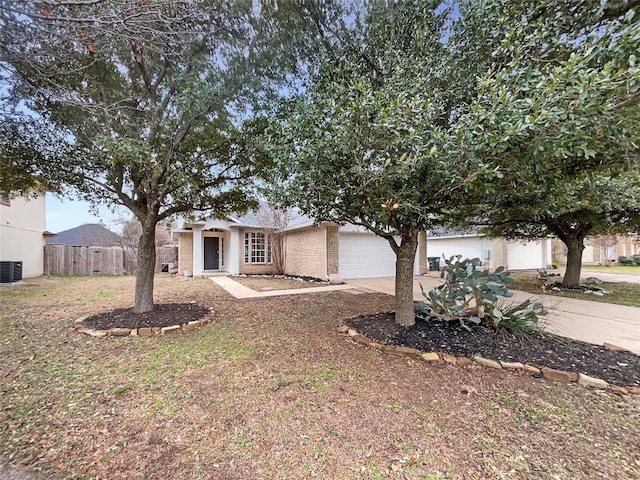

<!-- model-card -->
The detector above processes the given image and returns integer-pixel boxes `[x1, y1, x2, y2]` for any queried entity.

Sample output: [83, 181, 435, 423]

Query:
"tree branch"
[601, 0, 640, 21]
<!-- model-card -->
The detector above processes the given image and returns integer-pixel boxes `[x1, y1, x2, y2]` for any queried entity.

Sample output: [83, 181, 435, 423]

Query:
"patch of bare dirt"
[79, 303, 210, 330]
[347, 312, 640, 387]
[232, 274, 327, 291]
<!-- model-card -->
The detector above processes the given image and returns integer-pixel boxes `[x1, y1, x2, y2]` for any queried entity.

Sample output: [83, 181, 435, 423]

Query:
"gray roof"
[46, 223, 122, 246]
[285, 211, 315, 230]
[232, 202, 315, 231]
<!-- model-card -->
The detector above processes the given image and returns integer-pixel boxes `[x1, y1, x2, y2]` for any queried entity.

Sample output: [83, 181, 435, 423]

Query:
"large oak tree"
[454, 0, 640, 287]
[265, 0, 497, 326]
[1, 0, 340, 312]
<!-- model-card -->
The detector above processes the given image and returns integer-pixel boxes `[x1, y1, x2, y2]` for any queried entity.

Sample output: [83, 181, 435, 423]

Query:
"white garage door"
[426, 237, 490, 265]
[339, 233, 399, 279]
[507, 240, 544, 270]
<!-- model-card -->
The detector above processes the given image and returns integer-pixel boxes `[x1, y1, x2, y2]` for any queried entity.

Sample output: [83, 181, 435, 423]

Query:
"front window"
[244, 232, 271, 264]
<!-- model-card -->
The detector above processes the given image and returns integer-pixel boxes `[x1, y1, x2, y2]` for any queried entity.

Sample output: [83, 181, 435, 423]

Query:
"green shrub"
[493, 299, 546, 339]
[618, 256, 635, 265]
[419, 255, 546, 334]
[632, 255, 640, 266]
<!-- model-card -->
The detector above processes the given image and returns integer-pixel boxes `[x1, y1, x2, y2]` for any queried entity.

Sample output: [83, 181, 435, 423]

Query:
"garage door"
[338, 233, 399, 279]
[426, 237, 489, 265]
[507, 240, 544, 270]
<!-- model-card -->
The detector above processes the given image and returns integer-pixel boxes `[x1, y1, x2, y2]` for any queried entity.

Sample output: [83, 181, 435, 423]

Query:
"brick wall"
[178, 233, 193, 275]
[283, 226, 327, 279]
[418, 231, 428, 274]
[238, 228, 278, 275]
[491, 237, 509, 270]
[325, 225, 339, 275]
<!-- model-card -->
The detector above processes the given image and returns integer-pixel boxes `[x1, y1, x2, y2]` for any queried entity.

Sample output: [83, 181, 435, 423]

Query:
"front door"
[204, 237, 219, 270]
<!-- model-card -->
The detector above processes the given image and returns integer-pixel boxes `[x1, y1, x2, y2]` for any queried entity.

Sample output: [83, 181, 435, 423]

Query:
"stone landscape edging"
[73, 311, 214, 338]
[339, 324, 640, 396]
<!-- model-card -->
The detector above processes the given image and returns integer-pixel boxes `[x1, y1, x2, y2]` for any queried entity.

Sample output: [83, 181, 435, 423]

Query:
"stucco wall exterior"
[0, 196, 46, 278]
[283, 226, 327, 279]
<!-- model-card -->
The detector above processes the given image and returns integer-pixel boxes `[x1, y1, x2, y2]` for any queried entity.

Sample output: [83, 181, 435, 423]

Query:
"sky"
[46, 193, 123, 234]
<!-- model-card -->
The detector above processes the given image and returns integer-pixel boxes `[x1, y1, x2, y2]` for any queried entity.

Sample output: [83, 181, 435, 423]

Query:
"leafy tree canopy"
[452, 0, 640, 286]
[265, 0, 499, 325]
[0, 0, 342, 311]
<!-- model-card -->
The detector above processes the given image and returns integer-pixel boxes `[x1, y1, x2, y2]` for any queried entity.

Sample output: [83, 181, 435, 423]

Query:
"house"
[569, 235, 640, 265]
[174, 208, 429, 279]
[174, 209, 552, 280]
[46, 223, 122, 246]
[426, 229, 552, 271]
[0, 194, 51, 280]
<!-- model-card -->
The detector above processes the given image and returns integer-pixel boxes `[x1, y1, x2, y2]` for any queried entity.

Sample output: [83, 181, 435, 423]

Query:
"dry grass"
[232, 275, 325, 291]
[1, 275, 639, 479]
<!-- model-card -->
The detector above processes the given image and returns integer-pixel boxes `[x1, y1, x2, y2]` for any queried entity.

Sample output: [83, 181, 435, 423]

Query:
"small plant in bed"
[419, 256, 545, 337]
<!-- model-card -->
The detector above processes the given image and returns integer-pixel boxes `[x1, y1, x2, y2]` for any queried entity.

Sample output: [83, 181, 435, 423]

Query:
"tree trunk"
[392, 229, 419, 326]
[562, 235, 585, 288]
[134, 219, 157, 313]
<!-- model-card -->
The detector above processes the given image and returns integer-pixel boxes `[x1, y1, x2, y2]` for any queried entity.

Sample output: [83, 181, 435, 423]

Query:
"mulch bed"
[80, 303, 210, 330]
[346, 312, 640, 387]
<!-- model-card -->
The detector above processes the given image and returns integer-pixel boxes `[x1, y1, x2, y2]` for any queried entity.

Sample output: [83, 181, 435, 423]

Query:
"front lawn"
[580, 264, 640, 275]
[1, 276, 638, 479]
[509, 272, 640, 308]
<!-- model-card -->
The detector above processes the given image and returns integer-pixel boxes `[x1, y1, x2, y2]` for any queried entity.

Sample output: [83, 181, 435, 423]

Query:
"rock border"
[339, 324, 640, 396]
[233, 273, 329, 284]
[73, 310, 214, 338]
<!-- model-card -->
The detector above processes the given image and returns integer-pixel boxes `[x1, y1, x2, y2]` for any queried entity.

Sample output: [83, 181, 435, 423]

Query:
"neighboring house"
[426, 229, 552, 271]
[44, 224, 128, 276]
[174, 208, 429, 279]
[579, 235, 640, 264]
[0, 194, 51, 279]
[46, 223, 122, 247]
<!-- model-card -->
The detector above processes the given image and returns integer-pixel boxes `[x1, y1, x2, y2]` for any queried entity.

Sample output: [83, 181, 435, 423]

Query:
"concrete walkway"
[347, 275, 640, 355]
[210, 276, 355, 299]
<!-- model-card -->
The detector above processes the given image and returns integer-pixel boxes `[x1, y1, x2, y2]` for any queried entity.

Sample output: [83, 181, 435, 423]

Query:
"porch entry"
[204, 237, 221, 270]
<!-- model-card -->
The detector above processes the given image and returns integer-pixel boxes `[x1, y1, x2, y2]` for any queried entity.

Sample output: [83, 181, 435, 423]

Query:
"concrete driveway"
[346, 274, 640, 355]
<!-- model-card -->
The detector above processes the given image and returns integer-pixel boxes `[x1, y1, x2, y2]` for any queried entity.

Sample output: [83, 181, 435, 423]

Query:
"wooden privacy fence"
[44, 245, 177, 276]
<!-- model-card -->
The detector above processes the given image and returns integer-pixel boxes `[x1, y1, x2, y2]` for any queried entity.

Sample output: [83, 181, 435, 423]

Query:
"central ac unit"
[0, 261, 23, 283]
